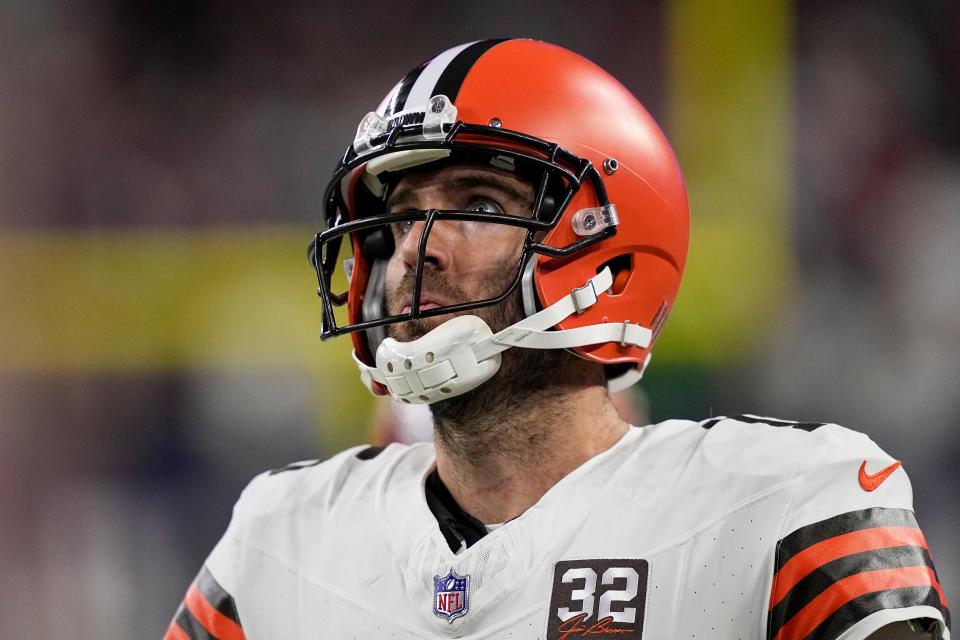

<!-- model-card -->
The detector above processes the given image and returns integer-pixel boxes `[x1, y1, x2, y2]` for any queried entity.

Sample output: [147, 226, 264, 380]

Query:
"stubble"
[385, 264, 597, 467]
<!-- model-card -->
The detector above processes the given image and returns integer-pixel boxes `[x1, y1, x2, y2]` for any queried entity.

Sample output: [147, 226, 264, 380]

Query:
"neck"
[431, 375, 628, 524]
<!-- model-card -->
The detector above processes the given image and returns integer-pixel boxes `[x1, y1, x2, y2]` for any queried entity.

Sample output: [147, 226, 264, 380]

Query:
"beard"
[384, 264, 589, 450]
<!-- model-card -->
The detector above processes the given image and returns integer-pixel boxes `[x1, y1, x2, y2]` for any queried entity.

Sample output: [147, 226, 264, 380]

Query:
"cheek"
[383, 254, 405, 292]
[487, 227, 526, 262]
[456, 228, 526, 283]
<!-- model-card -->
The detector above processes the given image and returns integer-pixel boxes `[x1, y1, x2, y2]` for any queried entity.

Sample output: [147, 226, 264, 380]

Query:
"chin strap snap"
[352, 267, 653, 404]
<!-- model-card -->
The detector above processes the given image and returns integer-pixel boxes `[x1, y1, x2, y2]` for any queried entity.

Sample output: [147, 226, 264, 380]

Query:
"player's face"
[383, 164, 535, 339]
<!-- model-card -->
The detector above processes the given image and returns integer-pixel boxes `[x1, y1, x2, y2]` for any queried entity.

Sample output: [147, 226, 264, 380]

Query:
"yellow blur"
[663, 0, 794, 362]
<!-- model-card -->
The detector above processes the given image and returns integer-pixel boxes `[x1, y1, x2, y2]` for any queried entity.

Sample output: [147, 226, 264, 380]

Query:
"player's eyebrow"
[387, 172, 534, 212]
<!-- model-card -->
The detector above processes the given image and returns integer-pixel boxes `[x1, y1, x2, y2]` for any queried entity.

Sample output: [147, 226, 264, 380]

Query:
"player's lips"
[398, 296, 445, 315]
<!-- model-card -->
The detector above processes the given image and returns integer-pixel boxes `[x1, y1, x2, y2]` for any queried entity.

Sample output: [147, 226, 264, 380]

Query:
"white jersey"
[165, 416, 950, 640]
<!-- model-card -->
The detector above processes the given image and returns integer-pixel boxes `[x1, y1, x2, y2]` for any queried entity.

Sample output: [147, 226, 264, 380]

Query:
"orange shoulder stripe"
[770, 526, 927, 608]
[184, 582, 247, 640]
[162, 618, 191, 640]
[771, 565, 942, 640]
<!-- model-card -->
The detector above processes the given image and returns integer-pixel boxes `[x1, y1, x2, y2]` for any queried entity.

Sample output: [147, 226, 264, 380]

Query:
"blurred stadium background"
[1, 0, 957, 636]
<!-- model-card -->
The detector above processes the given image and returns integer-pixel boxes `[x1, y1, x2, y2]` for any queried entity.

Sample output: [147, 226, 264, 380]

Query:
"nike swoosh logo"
[858, 460, 902, 491]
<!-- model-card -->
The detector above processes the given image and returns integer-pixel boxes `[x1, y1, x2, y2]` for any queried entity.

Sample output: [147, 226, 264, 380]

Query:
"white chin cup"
[375, 315, 501, 405]
[352, 267, 654, 404]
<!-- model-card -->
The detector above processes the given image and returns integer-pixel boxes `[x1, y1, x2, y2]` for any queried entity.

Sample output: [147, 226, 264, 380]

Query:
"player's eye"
[391, 219, 416, 237]
[466, 198, 503, 214]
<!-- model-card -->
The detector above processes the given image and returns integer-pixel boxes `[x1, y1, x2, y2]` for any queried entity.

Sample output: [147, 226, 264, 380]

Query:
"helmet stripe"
[384, 39, 511, 116]
[403, 41, 477, 110]
[431, 38, 509, 103]
[381, 62, 427, 117]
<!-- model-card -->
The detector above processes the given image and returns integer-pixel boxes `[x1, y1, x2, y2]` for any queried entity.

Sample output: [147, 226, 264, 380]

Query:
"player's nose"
[398, 213, 454, 272]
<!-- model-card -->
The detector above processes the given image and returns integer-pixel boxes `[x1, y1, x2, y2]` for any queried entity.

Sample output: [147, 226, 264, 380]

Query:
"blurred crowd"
[0, 1, 956, 637]
[735, 0, 960, 588]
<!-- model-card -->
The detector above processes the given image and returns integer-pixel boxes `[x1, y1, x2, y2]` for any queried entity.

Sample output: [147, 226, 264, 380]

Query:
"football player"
[165, 39, 950, 639]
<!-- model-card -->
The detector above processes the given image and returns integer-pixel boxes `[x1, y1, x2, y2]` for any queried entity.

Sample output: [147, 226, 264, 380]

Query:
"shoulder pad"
[232, 443, 409, 527]
[696, 414, 835, 478]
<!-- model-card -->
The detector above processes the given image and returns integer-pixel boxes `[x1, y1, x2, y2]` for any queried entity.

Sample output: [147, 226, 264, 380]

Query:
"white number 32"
[557, 566, 640, 623]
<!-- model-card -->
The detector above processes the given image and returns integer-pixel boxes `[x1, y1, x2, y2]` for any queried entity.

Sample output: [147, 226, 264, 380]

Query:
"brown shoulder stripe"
[774, 508, 919, 572]
[195, 565, 242, 624]
[700, 415, 826, 431]
[767, 509, 949, 640]
[163, 565, 246, 640]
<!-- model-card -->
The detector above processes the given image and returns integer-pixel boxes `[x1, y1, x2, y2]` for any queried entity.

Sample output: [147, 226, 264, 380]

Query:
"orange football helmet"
[310, 38, 688, 399]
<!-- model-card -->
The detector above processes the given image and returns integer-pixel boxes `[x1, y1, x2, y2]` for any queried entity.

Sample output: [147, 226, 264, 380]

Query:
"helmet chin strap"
[352, 267, 653, 405]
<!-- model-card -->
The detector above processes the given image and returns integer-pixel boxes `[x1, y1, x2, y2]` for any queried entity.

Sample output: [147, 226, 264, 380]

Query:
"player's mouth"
[399, 298, 444, 315]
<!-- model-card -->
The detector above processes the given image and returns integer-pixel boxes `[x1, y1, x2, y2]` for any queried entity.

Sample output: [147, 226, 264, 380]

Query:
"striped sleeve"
[766, 507, 950, 640]
[164, 565, 246, 640]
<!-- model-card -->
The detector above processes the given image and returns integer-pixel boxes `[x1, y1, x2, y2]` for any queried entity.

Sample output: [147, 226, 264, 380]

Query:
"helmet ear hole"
[536, 194, 556, 221]
[361, 227, 395, 260]
[599, 254, 634, 294]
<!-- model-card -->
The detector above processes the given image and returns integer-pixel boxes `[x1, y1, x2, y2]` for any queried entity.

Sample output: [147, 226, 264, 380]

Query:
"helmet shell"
[455, 40, 687, 366]
[341, 39, 689, 373]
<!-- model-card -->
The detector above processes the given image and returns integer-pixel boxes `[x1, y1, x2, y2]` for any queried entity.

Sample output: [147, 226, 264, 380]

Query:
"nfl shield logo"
[433, 569, 470, 623]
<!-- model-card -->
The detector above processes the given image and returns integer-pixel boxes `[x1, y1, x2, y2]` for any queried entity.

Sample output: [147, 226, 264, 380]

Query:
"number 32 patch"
[546, 559, 649, 640]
